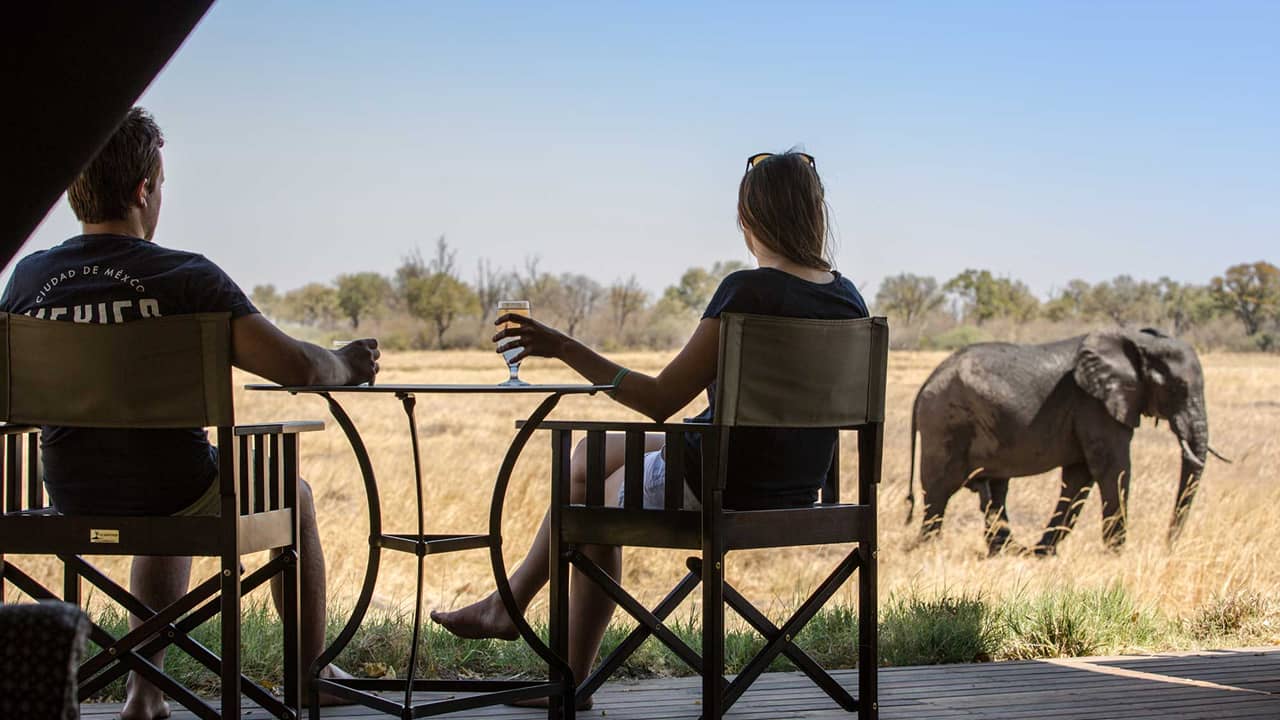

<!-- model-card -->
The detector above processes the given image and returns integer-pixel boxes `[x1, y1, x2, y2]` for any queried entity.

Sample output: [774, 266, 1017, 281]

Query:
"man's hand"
[232, 314, 380, 387]
[493, 314, 569, 363]
[336, 339, 380, 385]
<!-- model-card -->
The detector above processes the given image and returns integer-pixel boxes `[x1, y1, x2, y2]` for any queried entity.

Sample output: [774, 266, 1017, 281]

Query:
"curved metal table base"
[245, 384, 607, 720]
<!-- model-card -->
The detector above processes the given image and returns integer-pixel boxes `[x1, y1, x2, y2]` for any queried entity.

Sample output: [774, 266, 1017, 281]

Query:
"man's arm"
[231, 313, 379, 386]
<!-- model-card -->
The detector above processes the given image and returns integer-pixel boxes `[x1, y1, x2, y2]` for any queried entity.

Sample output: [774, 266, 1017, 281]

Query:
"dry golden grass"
[12, 351, 1280, 639]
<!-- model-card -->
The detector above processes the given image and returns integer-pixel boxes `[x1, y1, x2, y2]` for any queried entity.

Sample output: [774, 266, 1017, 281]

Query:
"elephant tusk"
[1180, 439, 1205, 469]
[1208, 445, 1233, 464]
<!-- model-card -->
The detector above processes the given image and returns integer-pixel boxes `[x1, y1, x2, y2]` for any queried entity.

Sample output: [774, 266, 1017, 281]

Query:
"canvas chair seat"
[0, 312, 322, 720]
[533, 313, 887, 719]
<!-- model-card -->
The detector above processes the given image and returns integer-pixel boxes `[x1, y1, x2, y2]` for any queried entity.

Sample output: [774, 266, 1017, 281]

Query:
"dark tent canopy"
[1, 2, 213, 269]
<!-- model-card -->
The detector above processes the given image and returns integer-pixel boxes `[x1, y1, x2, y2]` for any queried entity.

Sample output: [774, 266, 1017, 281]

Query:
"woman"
[431, 151, 868, 707]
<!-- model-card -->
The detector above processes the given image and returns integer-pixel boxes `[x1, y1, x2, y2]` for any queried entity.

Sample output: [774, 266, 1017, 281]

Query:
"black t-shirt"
[684, 267, 869, 509]
[0, 234, 258, 515]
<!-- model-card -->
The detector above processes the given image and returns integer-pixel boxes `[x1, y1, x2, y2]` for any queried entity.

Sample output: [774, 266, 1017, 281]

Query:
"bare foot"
[305, 664, 356, 707]
[510, 695, 594, 710]
[119, 679, 171, 720]
[429, 593, 519, 641]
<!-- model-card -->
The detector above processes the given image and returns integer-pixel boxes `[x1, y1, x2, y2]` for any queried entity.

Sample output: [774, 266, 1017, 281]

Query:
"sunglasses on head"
[746, 152, 816, 171]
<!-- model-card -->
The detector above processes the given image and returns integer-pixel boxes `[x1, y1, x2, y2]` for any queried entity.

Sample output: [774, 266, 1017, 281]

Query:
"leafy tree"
[279, 283, 339, 326]
[251, 284, 280, 316]
[1157, 278, 1216, 336]
[1043, 279, 1092, 322]
[658, 260, 748, 316]
[874, 273, 944, 325]
[1210, 261, 1280, 336]
[1084, 275, 1161, 327]
[554, 273, 603, 337]
[607, 275, 649, 334]
[399, 237, 477, 348]
[943, 269, 1038, 325]
[335, 272, 393, 329]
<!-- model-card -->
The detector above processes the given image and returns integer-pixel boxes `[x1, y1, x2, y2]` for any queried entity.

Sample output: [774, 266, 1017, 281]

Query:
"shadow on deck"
[82, 646, 1280, 719]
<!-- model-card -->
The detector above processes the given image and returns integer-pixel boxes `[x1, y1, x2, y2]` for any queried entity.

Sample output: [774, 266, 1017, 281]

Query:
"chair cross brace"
[701, 558, 858, 711]
[567, 544, 864, 716]
[0, 560, 224, 719]
[68, 553, 295, 718]
[577, 563, 702, 701]
[568, 549, 715, 680]
[711, 551, 862, 711]
[1, 554, 296, 720]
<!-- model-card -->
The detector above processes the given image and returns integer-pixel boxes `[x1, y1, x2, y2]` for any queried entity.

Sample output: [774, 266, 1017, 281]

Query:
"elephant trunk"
[1168, 408, 1208, 545]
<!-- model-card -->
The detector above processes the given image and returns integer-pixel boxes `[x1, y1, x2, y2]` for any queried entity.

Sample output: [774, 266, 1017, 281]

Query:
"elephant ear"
[1073, 331, 1145, 428]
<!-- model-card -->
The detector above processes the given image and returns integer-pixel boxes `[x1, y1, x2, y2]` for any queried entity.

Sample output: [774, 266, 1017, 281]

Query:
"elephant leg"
[918, 438, 969, 543]
[1097, 461, 1132, 551]
[975, 477, 1020, 557]
[1034, 463, 1092, 556]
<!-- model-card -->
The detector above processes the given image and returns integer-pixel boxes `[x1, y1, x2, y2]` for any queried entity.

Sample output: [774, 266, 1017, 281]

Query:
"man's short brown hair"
[67, 107, 164, 223]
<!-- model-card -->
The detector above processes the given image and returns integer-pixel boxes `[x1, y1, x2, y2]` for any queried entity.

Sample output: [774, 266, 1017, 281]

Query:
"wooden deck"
[83, 647, 1280, 719]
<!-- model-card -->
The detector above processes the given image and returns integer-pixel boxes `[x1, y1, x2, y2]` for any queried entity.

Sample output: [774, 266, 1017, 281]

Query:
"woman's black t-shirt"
[683, 267, 869, 509]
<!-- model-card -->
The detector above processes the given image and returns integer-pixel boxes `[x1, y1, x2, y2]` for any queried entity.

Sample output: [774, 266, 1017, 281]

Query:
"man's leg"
[431, 433, 663, 640]
[270, 479, 350, 703]
[121, 556, 193, 720]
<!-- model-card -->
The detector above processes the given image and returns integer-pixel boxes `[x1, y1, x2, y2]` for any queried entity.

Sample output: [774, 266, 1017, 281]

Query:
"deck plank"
[81, 647, 1280, 719]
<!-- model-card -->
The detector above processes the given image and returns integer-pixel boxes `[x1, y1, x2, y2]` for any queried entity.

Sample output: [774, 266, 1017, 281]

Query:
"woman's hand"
[493, 313, 571, 363]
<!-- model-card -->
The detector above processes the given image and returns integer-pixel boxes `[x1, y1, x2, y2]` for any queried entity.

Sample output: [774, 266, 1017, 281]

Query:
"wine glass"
[495, 300, 531, 386]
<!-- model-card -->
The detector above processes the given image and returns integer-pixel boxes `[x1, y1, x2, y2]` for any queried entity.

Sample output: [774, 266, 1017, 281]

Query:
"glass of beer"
[495, 300, 531, 386]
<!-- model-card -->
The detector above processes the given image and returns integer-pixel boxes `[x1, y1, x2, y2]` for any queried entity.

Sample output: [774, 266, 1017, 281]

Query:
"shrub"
[1001, 585, 1161, 659]
[880, 592, 1003, 665]
[1190, 591, 1269, 640]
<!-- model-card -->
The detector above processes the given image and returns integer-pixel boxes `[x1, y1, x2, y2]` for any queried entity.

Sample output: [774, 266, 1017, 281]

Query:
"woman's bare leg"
[511, 462, 629, 710]
[430, 432, 662, 640]
[566, 466, 627, 688]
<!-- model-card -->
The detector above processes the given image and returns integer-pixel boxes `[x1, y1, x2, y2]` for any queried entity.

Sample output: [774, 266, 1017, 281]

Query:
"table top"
[246, 383, 613, 395]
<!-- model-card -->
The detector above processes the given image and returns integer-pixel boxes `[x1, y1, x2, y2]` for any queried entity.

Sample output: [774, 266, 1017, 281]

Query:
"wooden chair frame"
[0, 312, 323, 720]
[538, 314, 887, 719]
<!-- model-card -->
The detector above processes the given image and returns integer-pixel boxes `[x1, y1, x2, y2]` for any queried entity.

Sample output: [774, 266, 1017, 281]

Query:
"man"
[0, 107, 376, 720]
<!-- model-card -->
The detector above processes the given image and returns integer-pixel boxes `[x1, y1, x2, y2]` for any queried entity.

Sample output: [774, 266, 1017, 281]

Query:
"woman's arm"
[495, 314, 719, 422]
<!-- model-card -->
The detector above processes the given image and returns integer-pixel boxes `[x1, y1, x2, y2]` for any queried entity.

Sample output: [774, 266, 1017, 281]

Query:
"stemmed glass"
[495, 300, 531, 386]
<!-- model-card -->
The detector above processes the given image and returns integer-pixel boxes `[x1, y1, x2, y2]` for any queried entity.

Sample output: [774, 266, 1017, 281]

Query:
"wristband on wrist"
[608, 367, 630, 397]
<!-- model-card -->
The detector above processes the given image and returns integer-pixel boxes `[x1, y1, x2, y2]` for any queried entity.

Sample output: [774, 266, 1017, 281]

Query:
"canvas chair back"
[713, 313, 888, 429]
[0, 312, 234, 428]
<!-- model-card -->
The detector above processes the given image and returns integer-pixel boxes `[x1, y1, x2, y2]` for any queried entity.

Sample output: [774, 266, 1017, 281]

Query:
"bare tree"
[555, 273, 603, 336]
[608, 275, 649, 334]
[511, 256, 564, 322]
[474, 258, 508, 315]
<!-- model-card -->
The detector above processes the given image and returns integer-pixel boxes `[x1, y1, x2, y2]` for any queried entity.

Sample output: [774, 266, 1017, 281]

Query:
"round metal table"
[247, 383, 610, 719]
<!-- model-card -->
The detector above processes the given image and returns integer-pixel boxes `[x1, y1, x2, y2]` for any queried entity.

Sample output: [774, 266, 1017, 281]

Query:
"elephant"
[904, 327, 1229, 557]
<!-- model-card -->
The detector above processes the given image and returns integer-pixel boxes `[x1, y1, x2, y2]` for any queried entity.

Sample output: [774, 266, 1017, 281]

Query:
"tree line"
[251, 237, 748, 351]
[251, 241, 1280, 353]
[876, 262, 1280, 351]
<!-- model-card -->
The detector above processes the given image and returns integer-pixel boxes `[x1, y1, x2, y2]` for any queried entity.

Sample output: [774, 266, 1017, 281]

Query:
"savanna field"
[13, 349, 1280, 685]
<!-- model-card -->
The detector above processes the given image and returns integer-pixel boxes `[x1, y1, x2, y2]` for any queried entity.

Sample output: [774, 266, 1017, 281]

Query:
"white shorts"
[617, 448, 701, 510]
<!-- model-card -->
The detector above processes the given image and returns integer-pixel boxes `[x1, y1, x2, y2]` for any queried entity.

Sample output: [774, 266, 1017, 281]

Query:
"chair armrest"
[515, 419, 720, 435]
[233, 420, 325, 436]
[0, 424, 38, 436]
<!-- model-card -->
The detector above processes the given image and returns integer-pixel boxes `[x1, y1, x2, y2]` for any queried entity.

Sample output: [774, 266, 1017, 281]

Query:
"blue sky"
[17, 1, 1278, 300]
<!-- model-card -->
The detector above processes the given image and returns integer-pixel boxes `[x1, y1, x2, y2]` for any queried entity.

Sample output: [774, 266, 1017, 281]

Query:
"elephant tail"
[905, 386, 921, 525]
